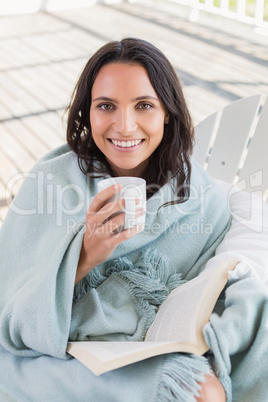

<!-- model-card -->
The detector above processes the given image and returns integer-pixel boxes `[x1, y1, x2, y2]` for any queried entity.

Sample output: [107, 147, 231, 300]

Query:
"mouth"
[108, 139, 144, 148]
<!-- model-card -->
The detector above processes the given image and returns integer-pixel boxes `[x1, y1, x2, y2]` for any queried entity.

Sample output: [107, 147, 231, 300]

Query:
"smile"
[109, 139, 143, 148]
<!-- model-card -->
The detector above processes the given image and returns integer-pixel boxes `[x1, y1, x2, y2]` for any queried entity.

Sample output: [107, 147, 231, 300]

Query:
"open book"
[67, 260, 238, 376]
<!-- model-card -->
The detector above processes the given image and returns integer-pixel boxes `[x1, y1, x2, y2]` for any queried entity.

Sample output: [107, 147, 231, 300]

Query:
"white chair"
[193, 94, 268, 285]
[193, 94, 268, 203]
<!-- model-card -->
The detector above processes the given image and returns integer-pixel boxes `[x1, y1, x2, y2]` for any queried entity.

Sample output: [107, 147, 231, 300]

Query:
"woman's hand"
[75, 183, 145, 284]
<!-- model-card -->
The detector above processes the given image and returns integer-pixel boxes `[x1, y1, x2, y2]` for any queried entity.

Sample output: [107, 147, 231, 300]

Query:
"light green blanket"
[0, 144, 265, 401]
[204, 276, 268, 401]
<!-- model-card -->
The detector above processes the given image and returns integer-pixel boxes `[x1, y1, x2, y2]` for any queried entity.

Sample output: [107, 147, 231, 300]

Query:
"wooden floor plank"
[3, 119, 50, 160]
[1, 124, 36, 171]
[39, 111, 66, 141]
[0, 181, 10, 223]
[0, 75, 30, 118]
[0, 73, 45, 117]
[22, 114, 66, 150]
[0, 146, 20, 187]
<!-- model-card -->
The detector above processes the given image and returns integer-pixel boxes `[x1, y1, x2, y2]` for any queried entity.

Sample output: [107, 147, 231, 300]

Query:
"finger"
[103, 207, 145, 234]
[89, 183, 122, 213]
[111, 222, 145, 243]
[93, 197, 141, 225]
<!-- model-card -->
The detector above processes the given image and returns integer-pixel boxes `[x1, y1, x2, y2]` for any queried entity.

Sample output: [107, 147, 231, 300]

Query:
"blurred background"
[0, 0, 267, 224]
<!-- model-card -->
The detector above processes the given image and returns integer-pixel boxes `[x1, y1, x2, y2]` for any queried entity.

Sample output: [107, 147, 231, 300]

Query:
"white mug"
[97, 177, 146, 230]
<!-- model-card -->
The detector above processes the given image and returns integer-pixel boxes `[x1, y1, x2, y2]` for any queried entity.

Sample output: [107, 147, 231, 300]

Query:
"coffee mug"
[97, 177, 146, 230]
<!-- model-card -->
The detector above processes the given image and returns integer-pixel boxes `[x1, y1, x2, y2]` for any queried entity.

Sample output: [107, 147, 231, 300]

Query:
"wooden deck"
[0, 1, 268, 224]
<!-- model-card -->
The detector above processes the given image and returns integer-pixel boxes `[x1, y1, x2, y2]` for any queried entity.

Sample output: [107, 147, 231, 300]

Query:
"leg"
[196, 373, 226, 401]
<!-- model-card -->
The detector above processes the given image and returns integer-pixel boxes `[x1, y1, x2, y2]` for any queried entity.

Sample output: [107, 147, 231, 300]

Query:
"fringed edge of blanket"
[155, 353, 212, 402]
[75, 248, 184, 296]
[74, 247, 185, 302]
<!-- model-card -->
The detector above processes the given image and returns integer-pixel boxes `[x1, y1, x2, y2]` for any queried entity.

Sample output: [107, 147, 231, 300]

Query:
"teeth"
[111, 139, 142, 148]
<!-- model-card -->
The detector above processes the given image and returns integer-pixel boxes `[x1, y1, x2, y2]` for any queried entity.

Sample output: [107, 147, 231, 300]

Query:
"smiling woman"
[64, 39, 229, 399]
[2, 37, 267, 402]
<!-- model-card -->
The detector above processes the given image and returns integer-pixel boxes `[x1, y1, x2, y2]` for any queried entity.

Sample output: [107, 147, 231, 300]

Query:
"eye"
[137, 102, 153, 110]
[98, 103, 115, 111]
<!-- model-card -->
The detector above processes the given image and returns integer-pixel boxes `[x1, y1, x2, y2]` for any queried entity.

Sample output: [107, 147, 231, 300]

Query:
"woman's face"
[90, 63, 168, 177]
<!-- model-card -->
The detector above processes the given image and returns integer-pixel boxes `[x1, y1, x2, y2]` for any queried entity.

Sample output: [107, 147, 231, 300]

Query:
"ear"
[164, 113, 170, 124]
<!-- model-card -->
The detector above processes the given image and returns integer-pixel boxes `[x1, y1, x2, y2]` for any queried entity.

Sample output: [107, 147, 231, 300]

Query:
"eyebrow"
[92, 95, 159, 103]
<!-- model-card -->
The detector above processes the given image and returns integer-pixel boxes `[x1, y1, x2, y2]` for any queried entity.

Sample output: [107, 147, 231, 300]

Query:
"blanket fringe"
[157, 354, 212, 402]
[75, 248, 185, 307]
[106, 248, 185, 306]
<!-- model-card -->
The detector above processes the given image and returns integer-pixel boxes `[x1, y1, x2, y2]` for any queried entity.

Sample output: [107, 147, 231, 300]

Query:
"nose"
[112, 108, 137, 135]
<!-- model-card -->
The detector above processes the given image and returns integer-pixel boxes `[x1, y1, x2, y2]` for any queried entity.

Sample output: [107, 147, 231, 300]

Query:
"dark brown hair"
[66, 38, 194, 202]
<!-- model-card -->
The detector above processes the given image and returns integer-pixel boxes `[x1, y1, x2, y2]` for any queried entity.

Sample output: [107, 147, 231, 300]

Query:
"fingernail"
[136, 208, 145, 213]
[137, 223, 145, 232]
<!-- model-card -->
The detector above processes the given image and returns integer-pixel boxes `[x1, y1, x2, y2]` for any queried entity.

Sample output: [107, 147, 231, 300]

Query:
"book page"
[69, 341, 163, 362]
[90, 342, 157, 361]
[145, 274, 209, 343]
[67, 340, 178, 375]
[145, 260, 237, 344]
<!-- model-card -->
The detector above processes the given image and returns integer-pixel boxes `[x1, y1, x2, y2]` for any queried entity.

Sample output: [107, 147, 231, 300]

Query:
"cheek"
[90, 112, 102, 133]
[90, 108, 111, 132]
[144, 114, 165, 138]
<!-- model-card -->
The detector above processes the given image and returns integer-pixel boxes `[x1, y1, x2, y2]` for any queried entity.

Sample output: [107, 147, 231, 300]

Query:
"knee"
[196, 373, 226, 401]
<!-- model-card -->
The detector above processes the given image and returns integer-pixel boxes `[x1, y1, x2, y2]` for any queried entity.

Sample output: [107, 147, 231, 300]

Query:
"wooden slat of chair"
[239, 96, 268, 199]
[192, 112, 219, 166]
[194, 95, 263, 183]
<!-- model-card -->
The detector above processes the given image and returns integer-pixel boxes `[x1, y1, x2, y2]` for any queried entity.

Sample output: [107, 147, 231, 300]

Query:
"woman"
[0, 38, 267, 402]
[68, 38, 227, 399]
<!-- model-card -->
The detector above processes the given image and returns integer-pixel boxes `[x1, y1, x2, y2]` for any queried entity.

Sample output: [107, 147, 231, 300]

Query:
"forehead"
[92, 63, 157, 96]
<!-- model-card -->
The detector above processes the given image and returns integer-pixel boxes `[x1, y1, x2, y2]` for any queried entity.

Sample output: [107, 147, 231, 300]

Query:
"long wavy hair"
[66, 38, 194, 202]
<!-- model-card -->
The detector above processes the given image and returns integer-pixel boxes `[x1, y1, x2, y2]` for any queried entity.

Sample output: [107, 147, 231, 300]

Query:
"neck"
[108, 160, 148, 178]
